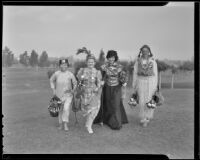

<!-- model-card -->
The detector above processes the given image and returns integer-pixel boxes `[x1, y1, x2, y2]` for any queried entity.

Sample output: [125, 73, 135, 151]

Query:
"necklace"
[140, 59, 149, 69]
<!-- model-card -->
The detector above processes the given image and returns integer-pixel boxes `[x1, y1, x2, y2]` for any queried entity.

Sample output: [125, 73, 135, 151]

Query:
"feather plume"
[76, 47, 91, 55]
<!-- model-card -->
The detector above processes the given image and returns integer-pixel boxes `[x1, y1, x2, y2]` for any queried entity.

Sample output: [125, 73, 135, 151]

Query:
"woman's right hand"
[101, 81, 105, 86]
[132, 88, 137, 95]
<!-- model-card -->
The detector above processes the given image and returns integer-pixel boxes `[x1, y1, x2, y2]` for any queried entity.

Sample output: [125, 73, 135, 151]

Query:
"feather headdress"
[76, 47, 91, 55]
[76, 47, 95, 61]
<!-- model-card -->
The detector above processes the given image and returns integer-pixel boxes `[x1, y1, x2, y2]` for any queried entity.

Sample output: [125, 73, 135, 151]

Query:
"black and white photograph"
[2, 2, 196, 159]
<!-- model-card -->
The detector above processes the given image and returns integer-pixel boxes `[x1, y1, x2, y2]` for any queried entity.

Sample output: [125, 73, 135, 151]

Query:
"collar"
[106, 61, 119, 67]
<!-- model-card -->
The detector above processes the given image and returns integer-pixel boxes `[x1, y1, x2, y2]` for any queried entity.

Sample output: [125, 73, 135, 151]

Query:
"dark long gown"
[94, 83, 128, 130]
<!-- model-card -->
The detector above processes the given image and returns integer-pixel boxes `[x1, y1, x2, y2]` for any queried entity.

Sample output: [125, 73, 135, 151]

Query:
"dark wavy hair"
[138, 45, 153, 58]
[106, 50, 119, 61]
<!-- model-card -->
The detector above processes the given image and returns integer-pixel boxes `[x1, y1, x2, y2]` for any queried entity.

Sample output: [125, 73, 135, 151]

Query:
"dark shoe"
[110, 125, 122, 130]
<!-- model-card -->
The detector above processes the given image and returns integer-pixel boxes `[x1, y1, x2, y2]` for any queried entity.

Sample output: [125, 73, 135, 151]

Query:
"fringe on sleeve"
[153, 59, 158, 90]
[132, 59, 138, 91]
[96, 70, 102, 88]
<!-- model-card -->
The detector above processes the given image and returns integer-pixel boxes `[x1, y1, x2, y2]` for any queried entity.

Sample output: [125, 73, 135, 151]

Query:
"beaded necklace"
[137, 58, 154, 76]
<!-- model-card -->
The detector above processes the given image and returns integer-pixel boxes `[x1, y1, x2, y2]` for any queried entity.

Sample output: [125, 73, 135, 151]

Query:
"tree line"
[2, 46, 50, 67]
[2, 46, 194, 89]
[2, 46, 194, 71]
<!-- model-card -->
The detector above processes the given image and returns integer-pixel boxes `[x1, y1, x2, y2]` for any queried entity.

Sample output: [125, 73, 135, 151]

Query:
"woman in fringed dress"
[132, 45, 158, 127]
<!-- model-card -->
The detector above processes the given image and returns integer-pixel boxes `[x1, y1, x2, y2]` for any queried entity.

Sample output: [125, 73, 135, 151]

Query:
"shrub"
[179, 61, 194, 71]
[47, 69, 56, 79]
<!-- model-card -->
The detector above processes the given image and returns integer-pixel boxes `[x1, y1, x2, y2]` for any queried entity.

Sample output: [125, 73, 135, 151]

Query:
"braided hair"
[138, 45, 153, 58]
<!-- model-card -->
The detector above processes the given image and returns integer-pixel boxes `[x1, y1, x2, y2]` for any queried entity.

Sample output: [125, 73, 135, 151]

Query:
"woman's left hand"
[64, 89, 74, 95]
[122, 83, 127, 87]
[94, 87, 99, 92]
[101, 81, 105, 86]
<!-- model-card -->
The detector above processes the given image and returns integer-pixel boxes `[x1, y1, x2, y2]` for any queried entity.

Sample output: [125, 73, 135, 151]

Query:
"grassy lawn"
[2, 68, 194, 158]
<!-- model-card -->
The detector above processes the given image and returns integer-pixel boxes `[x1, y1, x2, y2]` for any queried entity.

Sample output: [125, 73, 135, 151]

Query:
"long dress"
[76, 67, 102, 130]
[50, 70, 77, 124]
[132, 57, 158, 122]
[94, 62, 128, 130]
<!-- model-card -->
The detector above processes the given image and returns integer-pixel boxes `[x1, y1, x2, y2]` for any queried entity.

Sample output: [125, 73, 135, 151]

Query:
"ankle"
[86, 126, 93, 134]
[58, 123, 63, 129]
[64, 122, 69, 130]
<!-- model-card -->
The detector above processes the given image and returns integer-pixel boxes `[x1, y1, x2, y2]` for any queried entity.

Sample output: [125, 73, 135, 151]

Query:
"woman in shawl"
[94, 50, 129, 130]
[132, 45, 158, 127]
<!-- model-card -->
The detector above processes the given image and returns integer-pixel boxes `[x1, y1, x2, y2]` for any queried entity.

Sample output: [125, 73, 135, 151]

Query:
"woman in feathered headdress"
[76, 47, 103, 134]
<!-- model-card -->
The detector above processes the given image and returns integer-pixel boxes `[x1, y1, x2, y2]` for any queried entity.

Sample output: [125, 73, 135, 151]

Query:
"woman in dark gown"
[94, 50, 128, 130]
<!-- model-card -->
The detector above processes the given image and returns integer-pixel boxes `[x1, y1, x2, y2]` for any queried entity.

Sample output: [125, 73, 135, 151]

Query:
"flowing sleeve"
[50, 71, 58, 89]
[96, 70, 102, 88]
[132, 59, 138, 91]
[153, 59, 158, 90]
[119, 67, 128, 85]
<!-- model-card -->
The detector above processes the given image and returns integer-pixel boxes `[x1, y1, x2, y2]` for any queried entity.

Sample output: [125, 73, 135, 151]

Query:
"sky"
[3, 2, 194, 61]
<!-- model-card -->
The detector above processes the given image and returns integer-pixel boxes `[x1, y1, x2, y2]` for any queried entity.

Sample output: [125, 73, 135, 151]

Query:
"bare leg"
[85, 112, 94, 134]
[142, 118, 150, 127]
[58, 109, 63, 130]
[62, 96, 73, 131]
[64, 122, 69, 131]
[85, 107, 100, 134]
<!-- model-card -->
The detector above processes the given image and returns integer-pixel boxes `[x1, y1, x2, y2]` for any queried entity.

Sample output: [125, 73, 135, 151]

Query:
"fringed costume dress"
[132, 57, 158, 122]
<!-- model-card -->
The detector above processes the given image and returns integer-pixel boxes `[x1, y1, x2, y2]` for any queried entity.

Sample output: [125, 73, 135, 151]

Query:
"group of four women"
[50, 45, 158, 134]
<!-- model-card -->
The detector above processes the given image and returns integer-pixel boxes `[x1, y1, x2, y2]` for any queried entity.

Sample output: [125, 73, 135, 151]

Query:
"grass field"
[2, 68, 194, 158]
